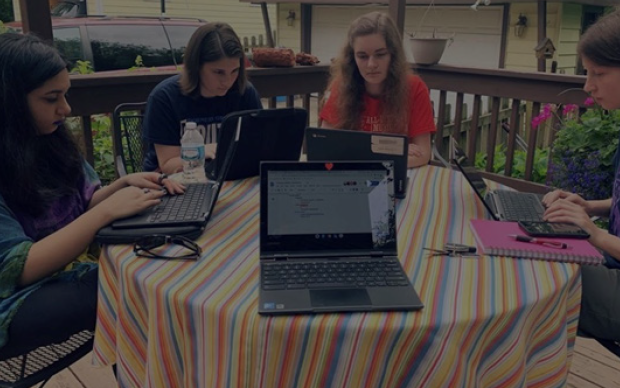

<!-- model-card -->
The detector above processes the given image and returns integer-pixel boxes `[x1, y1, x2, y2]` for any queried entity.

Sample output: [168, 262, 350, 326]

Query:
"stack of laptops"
[451, 141, 546, 222]
[258, 160, 423, 314]
[305, 128, 409, 199]
[95, 114, 242, 244]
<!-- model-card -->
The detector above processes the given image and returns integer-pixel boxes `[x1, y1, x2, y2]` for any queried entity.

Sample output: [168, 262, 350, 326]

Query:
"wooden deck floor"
[568, 337, 620, 387]
[38, 337, 619, 388]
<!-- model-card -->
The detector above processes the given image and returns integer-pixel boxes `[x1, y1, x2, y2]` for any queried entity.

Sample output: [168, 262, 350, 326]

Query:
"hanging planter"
[408, 35, 451, 65]
[406, 0, 454, 66]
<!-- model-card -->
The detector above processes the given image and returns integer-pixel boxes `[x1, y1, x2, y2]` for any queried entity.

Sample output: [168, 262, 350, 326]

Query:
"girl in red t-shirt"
[319, 12, 436, 168]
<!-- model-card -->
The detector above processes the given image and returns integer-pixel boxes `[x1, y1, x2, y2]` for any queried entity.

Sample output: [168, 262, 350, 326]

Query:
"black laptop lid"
[260, 161, 397, 258]
[210, 108, 308, 181]
[305, 127, 408, 197]
[451, 150, 499, 221]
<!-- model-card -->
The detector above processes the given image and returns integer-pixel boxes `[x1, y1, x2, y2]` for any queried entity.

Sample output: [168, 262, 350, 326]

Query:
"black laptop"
[451, 144, 545, 222]
[206, 107, 307, 181]
[305, 127, 409, 199]
[258, 160, 423, 315]
[95, 113, 241, 244]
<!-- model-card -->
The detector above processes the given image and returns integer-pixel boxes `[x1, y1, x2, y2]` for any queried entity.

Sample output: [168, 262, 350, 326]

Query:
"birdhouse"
[534, 37, 556, 60]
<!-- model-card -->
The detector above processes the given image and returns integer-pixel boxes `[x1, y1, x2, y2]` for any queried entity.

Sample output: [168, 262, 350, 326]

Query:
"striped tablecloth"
[93, 165, 581, 388]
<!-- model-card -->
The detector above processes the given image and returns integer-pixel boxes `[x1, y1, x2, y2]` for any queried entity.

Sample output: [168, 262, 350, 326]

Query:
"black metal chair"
[112, 102, 148, 177]
[0, 330, 95, 388]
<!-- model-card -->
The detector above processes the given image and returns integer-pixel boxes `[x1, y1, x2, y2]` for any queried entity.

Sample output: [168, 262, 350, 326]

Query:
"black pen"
[508, 234, 569, 249]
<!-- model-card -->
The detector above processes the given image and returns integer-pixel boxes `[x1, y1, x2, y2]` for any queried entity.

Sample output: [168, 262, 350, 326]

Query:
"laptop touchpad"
[310, 289, 372, 307]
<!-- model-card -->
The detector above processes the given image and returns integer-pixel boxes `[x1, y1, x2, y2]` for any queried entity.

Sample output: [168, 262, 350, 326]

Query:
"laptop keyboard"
[149, 183, 208, 223]
[495, 190, 544, 221]
[261, 260, 410, 290]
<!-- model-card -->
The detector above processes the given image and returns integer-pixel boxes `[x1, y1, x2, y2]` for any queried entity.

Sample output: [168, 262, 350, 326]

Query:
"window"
[165, 25, 201, 65]
[53, 27, 84, 68]
[87, 25, 172, 71]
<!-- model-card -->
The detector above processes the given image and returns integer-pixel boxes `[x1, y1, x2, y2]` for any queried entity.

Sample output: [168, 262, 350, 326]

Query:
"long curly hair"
[327, 12, 411, 134]
[0, 33, 83, 216]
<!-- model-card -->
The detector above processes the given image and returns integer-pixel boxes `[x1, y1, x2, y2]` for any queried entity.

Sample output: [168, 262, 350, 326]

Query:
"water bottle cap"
[185, 122, 197, 130]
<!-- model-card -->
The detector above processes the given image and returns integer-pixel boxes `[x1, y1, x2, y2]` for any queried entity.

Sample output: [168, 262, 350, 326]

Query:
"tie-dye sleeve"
[82, 161, 101, 206]
[0, 196, 32, 299]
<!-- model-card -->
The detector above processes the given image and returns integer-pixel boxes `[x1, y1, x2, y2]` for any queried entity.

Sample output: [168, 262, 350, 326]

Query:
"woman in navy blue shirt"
[143, 22, 263, 174]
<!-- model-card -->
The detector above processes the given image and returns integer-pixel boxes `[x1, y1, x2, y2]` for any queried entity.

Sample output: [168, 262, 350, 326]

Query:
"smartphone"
[518, 221, 590, 239]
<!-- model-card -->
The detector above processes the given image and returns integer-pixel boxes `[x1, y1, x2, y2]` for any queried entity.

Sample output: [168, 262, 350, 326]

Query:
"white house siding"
[12, 0, 276, 49]
[504, 2, 563, 73]
[275, 3, 301, 52]
[555, 3, 582, 75]
[307, 5, 503, 68]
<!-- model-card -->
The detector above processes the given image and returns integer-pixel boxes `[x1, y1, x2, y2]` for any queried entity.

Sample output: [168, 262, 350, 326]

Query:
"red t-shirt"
[320, 74, 436, 139]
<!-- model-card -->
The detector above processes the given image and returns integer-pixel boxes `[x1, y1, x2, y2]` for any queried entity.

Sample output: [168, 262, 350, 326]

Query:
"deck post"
[18, 0, 53, 42]
[260, 2, 275, 48]
[388, 0, 406, 37]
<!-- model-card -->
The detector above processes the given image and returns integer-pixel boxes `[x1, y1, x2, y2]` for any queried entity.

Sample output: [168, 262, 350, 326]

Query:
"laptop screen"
[260, 161, 396, 256]
[451, 145, 500, 220]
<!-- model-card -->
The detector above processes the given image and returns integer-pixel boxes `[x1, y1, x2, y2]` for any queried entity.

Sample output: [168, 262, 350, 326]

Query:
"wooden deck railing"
[67, 64, 587, 193]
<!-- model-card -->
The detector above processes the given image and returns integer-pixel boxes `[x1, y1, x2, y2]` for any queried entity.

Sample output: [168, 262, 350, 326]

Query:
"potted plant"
[407, 30, 453, 65]
[533, 98, 620, 200]
[406, 0, 454, 65]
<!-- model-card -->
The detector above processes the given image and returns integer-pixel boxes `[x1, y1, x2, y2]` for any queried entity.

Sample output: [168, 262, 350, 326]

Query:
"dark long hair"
[179, 22, 248, 97]
[0, 33, 83, 215]
[578, 10, 620, 67]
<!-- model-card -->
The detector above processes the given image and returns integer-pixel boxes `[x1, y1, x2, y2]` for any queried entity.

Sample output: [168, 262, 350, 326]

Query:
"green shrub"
[91, 115, 116, 185]
[66, 115, 115, 185]
[70, 60, 94, 75]
[475, 144, 548, 184]
[546, 102, 620, 200]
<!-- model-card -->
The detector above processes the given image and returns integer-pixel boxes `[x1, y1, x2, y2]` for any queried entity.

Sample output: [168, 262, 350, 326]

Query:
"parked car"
[51, 0, 87, 18]
[8, 16, 206, 72]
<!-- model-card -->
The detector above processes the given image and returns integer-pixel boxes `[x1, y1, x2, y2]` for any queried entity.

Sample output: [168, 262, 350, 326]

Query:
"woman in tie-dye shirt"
[543, 10, 620, 342]
[0, 33, 184, 358]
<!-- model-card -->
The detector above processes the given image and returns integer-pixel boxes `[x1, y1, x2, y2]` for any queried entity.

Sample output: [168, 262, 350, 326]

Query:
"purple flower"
[584, 97, 595, 106]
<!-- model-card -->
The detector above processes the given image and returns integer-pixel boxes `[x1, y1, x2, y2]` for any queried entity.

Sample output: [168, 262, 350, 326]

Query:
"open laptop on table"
[258, 160, 423, 315]
[95, 114, 242, 244]
[305, 127, 409, 199]
[451, 142, 545, 222]
[206, 107, 308, 181]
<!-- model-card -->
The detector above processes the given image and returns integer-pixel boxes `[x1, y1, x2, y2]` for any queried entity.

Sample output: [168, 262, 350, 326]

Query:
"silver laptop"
[258, 160, 423, 315]
[451, 144, 545, 222]
[305, 127, 409, 199]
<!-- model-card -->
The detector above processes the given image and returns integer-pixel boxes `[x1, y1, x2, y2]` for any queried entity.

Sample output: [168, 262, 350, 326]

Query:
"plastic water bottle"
[180, 122, 205, 181]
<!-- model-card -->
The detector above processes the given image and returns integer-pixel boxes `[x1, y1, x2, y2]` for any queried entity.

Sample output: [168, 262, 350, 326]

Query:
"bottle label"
[181, 144, 205, 161]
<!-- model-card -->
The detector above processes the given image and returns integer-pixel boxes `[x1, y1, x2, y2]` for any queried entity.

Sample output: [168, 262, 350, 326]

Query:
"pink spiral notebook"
[470, 219, 603, 265]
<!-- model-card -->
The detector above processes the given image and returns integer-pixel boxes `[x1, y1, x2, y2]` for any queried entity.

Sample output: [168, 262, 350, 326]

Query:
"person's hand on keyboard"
[542, 189, 588, 210]
[97, 186, 166, 221]
[121, 172, 186, 195]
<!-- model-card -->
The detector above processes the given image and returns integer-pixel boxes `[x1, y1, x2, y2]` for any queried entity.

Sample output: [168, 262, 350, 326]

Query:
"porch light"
[514, 14, 528, 38]
[286, 10, 296, 27]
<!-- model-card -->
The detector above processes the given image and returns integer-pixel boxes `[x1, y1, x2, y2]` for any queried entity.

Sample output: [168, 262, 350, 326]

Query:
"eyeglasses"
[134, 235, 201, 261]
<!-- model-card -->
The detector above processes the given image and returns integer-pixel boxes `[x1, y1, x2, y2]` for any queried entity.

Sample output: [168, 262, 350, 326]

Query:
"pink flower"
[531, 116, 542, 129]
[584, 97, 595, 106]
[562, 104, 578, 115]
